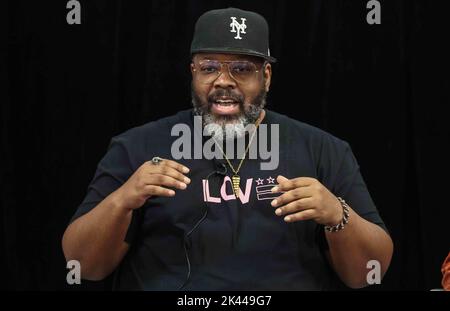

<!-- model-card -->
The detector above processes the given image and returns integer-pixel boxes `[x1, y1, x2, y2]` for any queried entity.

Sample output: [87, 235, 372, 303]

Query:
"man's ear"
[264, 63, 272, 92]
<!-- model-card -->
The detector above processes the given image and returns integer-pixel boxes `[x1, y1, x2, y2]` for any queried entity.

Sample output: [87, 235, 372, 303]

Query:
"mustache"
[207, 89, 244, 104]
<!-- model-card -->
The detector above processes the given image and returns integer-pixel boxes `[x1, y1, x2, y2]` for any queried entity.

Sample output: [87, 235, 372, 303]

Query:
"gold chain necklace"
[211, 113, 263, 198]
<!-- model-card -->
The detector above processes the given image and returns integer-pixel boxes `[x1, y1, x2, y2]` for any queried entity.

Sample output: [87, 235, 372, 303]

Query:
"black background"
[2, 0, 449, 290]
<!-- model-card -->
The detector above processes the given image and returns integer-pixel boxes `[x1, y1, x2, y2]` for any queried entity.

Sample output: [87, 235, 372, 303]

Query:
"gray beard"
[191, 85, 267, 141]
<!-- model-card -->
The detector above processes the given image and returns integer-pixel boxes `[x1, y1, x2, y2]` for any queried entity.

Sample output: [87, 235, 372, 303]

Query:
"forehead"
[193, 53, 263, 63]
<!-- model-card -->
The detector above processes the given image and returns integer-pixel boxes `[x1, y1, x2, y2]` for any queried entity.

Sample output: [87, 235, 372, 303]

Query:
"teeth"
[215, 99, 236, 105]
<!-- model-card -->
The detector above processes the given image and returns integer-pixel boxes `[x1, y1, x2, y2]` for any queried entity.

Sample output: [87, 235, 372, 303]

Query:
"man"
[62, 7, 393, 290]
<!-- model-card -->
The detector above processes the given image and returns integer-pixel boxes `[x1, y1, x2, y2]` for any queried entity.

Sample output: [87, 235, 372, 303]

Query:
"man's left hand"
[271, 175, 343, 226]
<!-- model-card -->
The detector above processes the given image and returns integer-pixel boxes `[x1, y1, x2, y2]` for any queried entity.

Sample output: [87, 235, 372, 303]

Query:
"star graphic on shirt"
[267, 176, 275, 184]
[255, 178, 264, 185]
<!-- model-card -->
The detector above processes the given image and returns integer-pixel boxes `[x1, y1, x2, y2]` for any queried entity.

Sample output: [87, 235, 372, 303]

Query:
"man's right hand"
[114, 158, 190, 210]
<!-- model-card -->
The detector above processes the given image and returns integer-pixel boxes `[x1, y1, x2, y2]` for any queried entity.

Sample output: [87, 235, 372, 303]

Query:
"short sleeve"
[315, 138, 389, 257]
[329, 141, 388, 233]
[69, 135, 141, 244]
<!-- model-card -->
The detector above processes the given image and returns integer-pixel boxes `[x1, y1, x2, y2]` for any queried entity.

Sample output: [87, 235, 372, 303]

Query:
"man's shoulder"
[266, 109, 349, 148]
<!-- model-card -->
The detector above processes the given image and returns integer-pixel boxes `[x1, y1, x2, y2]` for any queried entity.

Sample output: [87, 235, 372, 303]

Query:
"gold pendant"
[232, 175, 240, 198]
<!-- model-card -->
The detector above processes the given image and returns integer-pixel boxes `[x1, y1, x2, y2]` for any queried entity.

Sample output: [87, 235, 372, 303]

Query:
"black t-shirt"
[71, 109, 387, 290]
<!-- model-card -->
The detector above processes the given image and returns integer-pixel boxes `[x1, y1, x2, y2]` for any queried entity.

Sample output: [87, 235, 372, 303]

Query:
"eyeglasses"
[192, 59, 264, 84]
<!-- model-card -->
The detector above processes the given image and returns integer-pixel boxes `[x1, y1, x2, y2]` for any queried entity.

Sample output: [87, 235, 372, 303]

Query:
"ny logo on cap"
[230, 17, 247, 40]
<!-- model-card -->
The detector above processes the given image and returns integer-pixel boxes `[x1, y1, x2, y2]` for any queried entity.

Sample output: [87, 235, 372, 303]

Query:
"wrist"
[324, 197, 350, 232]
[110, 188, 135, 213]
[325, 198, 344, 227]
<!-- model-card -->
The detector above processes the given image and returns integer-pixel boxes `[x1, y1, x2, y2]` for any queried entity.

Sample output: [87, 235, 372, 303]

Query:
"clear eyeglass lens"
[196, 60, 257, 84]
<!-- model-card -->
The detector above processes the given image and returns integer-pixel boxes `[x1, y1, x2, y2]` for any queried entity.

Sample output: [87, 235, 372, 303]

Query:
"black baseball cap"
[190, 7, 277, 63]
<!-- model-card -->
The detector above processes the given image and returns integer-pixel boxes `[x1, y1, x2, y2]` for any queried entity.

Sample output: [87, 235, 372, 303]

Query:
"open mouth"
[211, 98, 240, 115]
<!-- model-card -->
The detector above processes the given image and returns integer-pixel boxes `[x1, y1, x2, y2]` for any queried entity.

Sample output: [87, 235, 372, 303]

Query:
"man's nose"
[213, 65, 236, 88]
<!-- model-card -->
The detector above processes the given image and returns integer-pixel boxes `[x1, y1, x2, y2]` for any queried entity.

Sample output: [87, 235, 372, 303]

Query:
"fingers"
[271, 187, 314, 208]
[272, 175, 316, 192]
[151, 158, 190, 174]
[149, 164, 191, 185]
[143, 185, 176, 197]
[270, 175, 318, 223]
[141, 159, 191, 199]
[276, 175, 289, 184]
[283, 209, 316, 223]
[274, 197, 314, 216]
[144, 174, 188, 190]
[146, 159, 191, 184]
